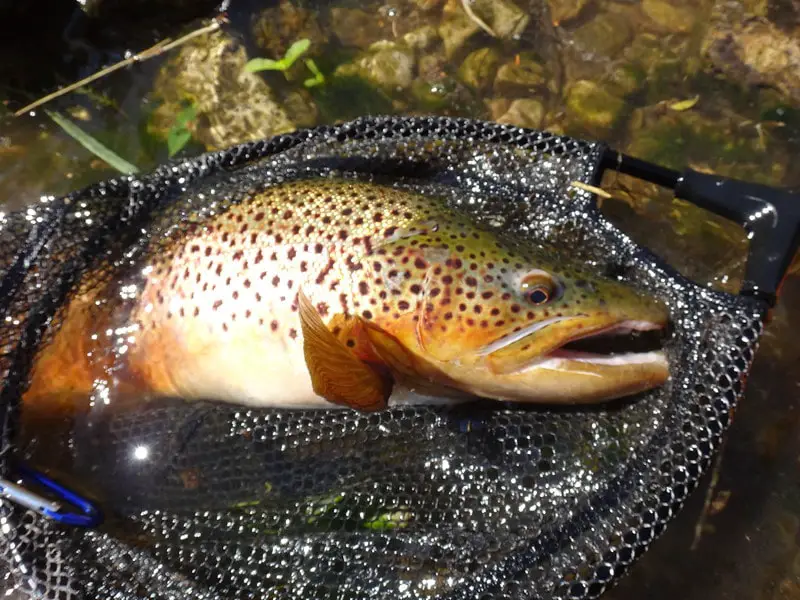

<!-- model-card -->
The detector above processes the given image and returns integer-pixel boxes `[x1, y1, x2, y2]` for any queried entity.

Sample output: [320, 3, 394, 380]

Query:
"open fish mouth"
[547, 321, 669, 366]
[478, 316, 670, 372]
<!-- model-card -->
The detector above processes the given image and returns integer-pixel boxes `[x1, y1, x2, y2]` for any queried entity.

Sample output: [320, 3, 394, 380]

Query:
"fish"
[22, 179, 670, 416]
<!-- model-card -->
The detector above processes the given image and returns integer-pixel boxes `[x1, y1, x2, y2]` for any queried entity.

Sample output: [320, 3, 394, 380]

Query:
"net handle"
[597, 148, 800, 307]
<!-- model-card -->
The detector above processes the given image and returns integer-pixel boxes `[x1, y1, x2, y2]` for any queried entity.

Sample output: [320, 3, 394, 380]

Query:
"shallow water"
[0, 0, 798, 598]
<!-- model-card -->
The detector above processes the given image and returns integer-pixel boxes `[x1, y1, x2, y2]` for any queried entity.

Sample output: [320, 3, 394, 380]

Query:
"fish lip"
[540, 319, 669, 367]
[478, 316, 669, 368]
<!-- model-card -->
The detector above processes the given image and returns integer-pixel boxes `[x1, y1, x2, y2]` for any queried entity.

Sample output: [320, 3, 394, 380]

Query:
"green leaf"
[303, 58, 325, 88]
[167, 128, 192, 157]
[244, 57, 283, 72]
[45, 109, 139, 175]
[668, 95, 700, 111]
[283, 39, 311, 67]
[174, 103, 197, 128]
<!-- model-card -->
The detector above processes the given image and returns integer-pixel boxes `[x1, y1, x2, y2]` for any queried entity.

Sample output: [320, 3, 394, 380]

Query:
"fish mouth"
[478, 316, 670, 371]
[547, 320, 669, 366]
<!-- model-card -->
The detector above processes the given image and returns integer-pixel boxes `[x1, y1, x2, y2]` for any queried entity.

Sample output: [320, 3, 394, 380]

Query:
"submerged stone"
[471, 0, 530, 39]
[438, 3, 480, 58]
[148, 30, 295, 151]
[458, 47, 502, 91]
[565, 79, 626, 133]
[625, 104, 787, 184]
[330, 7, 391, 49]
[403, 25, 439, 51]
[251, 0, 328, 59]
[704, 15, 800, 106]
[353, 42, 416, 92]
[641, 0, 698, 34]
[571, 12, 633, 58]
[547, 0, 593, 25]
[496, 98, 546, 129]
[493, 55, 547, 95]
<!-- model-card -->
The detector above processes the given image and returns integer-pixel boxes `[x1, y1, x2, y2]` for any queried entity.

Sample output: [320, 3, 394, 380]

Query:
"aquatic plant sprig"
[45, 110, 139, 175]
[245, 39, 326, 88]
[166, 102, 197, 157]
[245, 39, 311, 74]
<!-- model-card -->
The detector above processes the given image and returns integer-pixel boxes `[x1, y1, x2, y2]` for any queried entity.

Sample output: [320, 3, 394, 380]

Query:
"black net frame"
[0, 116, 790, 600]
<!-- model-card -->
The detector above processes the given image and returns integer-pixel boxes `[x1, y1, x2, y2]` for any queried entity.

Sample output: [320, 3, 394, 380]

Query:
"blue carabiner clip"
[0, 464, 102, 528]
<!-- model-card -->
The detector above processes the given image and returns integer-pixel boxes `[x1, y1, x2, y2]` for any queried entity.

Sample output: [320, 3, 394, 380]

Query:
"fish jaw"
[462, 307, 670, 402]
[437, 348, 669, 404]
[367, 309, 670, 404]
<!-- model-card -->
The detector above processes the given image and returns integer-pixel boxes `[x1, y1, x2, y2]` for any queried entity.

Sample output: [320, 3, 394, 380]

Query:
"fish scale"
[23, 178, 670, 415]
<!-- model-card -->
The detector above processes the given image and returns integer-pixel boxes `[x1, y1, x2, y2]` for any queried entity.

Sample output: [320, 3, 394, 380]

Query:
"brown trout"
[23, 179, 669, 414]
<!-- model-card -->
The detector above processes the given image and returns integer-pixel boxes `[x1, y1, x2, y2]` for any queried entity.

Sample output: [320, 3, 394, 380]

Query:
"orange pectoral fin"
[297, 290, 391, 412]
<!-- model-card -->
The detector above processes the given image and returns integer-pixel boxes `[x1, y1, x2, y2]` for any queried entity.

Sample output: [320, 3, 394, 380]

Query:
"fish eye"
[520, 271, 560, 305]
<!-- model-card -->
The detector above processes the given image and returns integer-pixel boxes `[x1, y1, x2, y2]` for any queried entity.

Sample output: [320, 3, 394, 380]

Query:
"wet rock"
[642, 0, 698, 34]
[625, 103, 787, 184]
[704, 15, 800, 106]
[438, 0, 529, 58]
[471, 0, 530, 39]
[547, 0, 593, 24]
[148, 30, 295, 151]
[412, 51, 476, 111]
[438, 1, 480, 58]
[411, 78, 458, 109]
[493, 55, 547, 95]
[251, 0, 328, 59]
[486, 97, 513, 121]
[458, 47, 501, 91]
[282, 89, 319, 129]
[572, 12, 634, 58]
[353, 42, 416, 92]
[329, 7, 391, 49]
[496, 98, 546, 129]
[605, 63, 646, 97]
[409, 0, 445, 10]
[565, 79, 625, 133]
[403, 25, 439, 51]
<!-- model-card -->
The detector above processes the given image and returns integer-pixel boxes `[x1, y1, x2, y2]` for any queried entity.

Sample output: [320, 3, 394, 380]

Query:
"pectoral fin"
[297, 290, 391, 412]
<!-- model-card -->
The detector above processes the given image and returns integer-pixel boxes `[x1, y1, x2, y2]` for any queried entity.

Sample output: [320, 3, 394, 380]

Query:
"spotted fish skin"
[124, 179, 450, 407]
[24, 179, 670, 414]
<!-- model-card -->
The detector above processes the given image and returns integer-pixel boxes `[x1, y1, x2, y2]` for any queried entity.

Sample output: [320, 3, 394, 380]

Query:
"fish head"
[368, 217, 670, 404]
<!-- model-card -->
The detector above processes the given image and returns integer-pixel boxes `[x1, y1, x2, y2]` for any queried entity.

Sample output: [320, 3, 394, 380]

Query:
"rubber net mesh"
[0, 117, 765, 599]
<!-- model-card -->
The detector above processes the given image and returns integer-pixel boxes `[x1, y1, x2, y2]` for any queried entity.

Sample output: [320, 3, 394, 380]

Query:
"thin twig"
[570, 181, 613, 199]
[460, 0, 497, 38]
[14, 16, 226, 117]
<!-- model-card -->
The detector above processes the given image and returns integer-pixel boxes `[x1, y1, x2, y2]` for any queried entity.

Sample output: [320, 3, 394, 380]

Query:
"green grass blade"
[45, 109, 139, 175]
